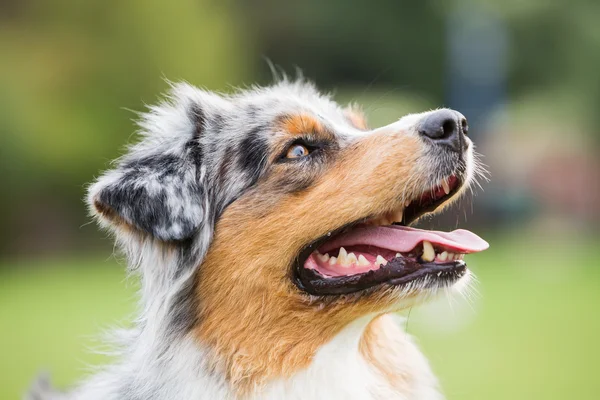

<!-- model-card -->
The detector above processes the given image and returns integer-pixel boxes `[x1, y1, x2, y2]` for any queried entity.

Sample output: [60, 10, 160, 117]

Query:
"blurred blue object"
[446, 3, 508, 137]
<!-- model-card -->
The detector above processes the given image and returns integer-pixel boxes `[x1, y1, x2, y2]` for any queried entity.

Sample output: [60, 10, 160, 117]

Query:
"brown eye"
[286, 144, 310, 159]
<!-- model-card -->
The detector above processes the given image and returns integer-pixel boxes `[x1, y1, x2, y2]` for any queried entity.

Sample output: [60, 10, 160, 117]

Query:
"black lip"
[402, 176, 464, 226]
[294, 257, 467, 296]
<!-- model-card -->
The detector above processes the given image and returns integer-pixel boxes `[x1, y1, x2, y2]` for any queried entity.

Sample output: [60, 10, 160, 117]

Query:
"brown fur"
[278, 113, 332, 137]
[344, 106, 369, 130]
[93, 200, 145, 238]
[193, 128, 430, 394]
[359, 314, 414, 393]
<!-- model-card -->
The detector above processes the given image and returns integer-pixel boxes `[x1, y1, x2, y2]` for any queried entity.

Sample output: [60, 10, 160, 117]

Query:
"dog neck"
[65, 246, 442, 400]
[75, 315, 441, 400]
[254, 313, 443, 400]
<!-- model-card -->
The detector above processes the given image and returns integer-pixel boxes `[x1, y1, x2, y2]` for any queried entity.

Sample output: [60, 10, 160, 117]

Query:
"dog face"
[88, 80, 487, 392]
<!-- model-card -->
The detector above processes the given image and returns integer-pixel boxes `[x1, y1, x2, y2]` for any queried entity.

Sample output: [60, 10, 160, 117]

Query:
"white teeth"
[358, 254, 370, 266]
[329, 256, 337, 266]
[422, 241, 435, 262]
[337, 247, 348, 265]
[369, 206, 407, 226]
[391, 209, 403, 223]
[337, 248, 358, 267]
[441, 179, 450, 195]
[376, 255, 388, 266]
[338, 247, 347, 258]
[373, 217, 389, 226]
[457, 254, 464, 260]
[447, 252, 455, 261]
[395, 253, 402, 258]
[346, 252, 358, 266]
[317, 252, 330, 262]
[438, 251, 448, 262]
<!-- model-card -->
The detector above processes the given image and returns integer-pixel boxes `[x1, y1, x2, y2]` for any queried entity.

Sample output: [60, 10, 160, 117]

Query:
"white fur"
[258, 315, 443, 400]
[29, 316, 443, 400]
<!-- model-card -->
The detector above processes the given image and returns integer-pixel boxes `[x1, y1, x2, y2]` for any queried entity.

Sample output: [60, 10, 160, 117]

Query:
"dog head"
[88, 79, 488, 392]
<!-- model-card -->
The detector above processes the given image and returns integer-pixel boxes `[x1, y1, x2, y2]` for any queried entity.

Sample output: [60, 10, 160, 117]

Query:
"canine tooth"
[396, 253, 401, 258]
[339, 247, 347, 257]
[346, 252, 358, 265]
[441, 179, 450, 195]
[337, 247, 348, 265]
[376, 255, 388, 266]
[422, 241, 435, 262]
[438, 251, 448, 262]
[358, 254, 370, 266]
[392, 209, 403, 223]
[329, 256, 337, 265]
[317, 253, 330, 262]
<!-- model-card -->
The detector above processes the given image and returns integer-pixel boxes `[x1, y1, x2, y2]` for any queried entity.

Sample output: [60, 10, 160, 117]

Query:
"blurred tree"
[242, 0, 446, 98]
[243, 0, 600, 132]
[504, 0, 600, 131]
[1, 0, 600, 256]
[0, 0, 253, 255]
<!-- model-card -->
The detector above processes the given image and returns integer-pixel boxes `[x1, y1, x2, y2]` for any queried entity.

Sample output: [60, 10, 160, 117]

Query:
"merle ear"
[88, 83, 223, 242]
[89, 152, 204, 241]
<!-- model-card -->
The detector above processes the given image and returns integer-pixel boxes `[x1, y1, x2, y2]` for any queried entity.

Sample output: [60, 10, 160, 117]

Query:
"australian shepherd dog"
[28, 78, 488, 400]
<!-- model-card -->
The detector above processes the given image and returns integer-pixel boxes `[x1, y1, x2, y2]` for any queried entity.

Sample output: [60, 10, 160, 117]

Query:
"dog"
[28, 78, 488, 400]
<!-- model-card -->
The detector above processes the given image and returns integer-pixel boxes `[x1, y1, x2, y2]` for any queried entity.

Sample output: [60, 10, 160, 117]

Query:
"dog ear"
[88, 83, 225, 242]
[88, 151, 204, 241]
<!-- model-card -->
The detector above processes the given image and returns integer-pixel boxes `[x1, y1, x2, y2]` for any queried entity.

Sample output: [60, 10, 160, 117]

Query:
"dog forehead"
[231, 82, 361, 138]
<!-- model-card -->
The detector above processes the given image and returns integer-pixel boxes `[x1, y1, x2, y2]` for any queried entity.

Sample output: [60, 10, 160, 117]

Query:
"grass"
[1, 233, 599, 399]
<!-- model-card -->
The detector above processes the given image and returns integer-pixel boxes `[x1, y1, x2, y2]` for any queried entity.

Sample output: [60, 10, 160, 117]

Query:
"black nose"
[418, 109, 468, 152]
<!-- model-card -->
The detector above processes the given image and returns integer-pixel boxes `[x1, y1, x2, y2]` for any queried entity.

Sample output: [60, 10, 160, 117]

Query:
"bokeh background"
[1, 1, 599, 398]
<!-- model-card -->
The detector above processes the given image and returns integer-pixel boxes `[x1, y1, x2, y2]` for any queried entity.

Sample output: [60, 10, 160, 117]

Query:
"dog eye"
[285, 144, 310, 159]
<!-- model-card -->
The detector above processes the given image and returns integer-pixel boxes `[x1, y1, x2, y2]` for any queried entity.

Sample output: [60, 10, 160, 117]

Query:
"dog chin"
[384, 267, 473, 313]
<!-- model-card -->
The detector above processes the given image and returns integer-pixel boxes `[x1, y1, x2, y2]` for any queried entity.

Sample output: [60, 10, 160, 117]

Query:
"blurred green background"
[1, 0, 599, 399]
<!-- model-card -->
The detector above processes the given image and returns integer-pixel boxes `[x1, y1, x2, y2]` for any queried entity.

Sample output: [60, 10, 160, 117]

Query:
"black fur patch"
[185, 139, 203, 170]
[189, 104, 205, 138]
[167, 274, 199, 334]
[122, 154, 181, 176]
[238, 124, 270, 185]
[186, 104, 205, 167]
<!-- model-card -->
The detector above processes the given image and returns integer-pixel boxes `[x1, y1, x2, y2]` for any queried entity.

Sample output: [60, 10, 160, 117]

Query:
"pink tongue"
[320, 225, 489, 254]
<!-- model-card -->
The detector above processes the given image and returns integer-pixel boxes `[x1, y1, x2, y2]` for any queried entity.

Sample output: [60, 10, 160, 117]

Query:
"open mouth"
[294, 175, 489, 296]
